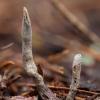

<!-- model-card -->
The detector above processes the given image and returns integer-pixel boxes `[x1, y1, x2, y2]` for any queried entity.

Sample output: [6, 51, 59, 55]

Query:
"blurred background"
[1, 0, 100, 90]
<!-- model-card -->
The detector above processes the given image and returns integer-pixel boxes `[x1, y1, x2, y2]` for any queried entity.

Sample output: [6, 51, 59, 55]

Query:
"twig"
[56, 93, 84, 100]
[39, 33, 100, 63]
[11, 84, 18, 95]
[0, 49, 13, 62]
[1, 43, 14, 50]
[22, 7, 60, 100]
[35, 57, 64, 74]
[47, 49, 70, 62]
[86, 93, 100, 100]
[66, 54, 82, 100]
[7, 75, 21, 87]
[0, 75, 21, 91]
[17, 83, 97, 96]
[21, 89, 84, 100]
[50, 0, 100, 45]
[0, 61, 15, 69]
[0, 92, 8, 100]
[21, 90, 37, 96]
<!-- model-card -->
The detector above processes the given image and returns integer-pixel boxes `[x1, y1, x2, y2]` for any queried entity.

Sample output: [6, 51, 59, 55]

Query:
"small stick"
[7, 75, 21, 87]
[0, 61, 15, 69]
[1, 42, 14, 49]
[47, 49, 70, 62]
[21, 89, 84, 100]
[66, 54, 82, 100]
[86, 93, 100, 100]
[50, 0, 100, 45]
[22, 7, 59, 100]
[35, 57, 64, 74]
[0, 92, 8, 100]
[18, 83, 97, 96]
[21, 90, 37, 96]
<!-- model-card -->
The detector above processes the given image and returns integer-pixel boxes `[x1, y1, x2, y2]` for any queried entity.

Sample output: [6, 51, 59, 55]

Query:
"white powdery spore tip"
[74, 54, 82, 63]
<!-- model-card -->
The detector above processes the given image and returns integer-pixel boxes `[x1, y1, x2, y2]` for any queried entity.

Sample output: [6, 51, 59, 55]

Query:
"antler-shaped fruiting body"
[22, 7, 45, 98]
[66, 54, 82, 100]
[22, 7, 60, 100]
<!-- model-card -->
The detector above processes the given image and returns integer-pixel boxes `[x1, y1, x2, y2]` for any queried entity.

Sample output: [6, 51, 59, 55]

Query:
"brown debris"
[0, 1, 100, 100]
[0, 61, 15, 69]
